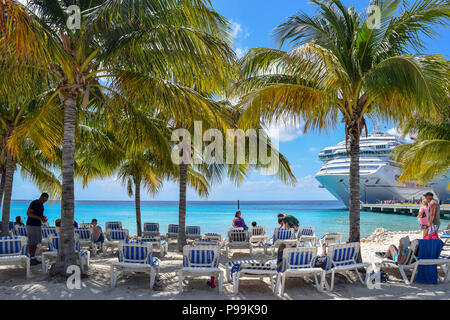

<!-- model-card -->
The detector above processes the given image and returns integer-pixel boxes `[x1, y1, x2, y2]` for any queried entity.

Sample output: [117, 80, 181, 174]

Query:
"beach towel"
[415, 239, 444, 284]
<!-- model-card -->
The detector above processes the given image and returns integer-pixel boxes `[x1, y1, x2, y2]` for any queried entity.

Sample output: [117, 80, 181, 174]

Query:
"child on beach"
[417, 199, 428, 238]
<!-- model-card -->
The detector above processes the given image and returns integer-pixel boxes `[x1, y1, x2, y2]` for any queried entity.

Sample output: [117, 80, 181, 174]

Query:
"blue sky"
[11, 0, 450, 202]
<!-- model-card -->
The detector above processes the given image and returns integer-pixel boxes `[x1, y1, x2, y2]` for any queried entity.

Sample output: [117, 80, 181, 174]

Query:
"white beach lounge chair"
[139, 236, 168, 257]
[12, 225, 28, 237]
[75, 228, 97, 256]
[104, 229, 129, 254]
[178, 245, 223, 294]
[249, 226, 268, 246]
[78, 223, 91, 229]
[277, 247, 325, 295]
[0, 236, 30, 279]
[225, 228, 252, 258]
[319, 232, 342, 247]
[41, 235, 90, 274]
[166, 224, 179, 240]
[143, 223, 160, 237]
[110, 241, 160, 290]
[266, 227, 296, 257]
[378, 239, 450, 284]
[297, 227, 317, 247]
[41, 226, 58, 248]
[105, 221, 123, 231]
[186, 226, 201, 240]
[321, 242, 369, 291]
[229, 260, 278, 295]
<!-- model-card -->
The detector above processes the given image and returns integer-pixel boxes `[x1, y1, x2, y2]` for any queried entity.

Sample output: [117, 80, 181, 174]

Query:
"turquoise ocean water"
[9, 200, 446, 239]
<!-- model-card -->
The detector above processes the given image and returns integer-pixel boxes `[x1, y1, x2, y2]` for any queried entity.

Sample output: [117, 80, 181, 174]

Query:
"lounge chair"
[178, 245, 223, 294]
[139, 236, 168, 257]
[225, 228, 252, 258]
[110, 241, 160, 290]
[377, 239, 450, 284]
[265, 227, 296, 257]
[75, 228, 97, 256]
[143, 223, 160, 237]
[41, 235, 90, 274]
[78, 223, 91, 229]
[277, 247, 325, 295]
[0, 236, 29, 279]
[229, 260, 278, 295]
[321, 242, 369, 291]
[297, 227, 317, 247]
[186, 226, 201, 240]
[41, 226, 58, 248]
[319, 232, 342, 247]
[12, 225, 27, 237]
[203, 233, 223, 247]
[193, 238, 222, 247]
[105, 221, 123, 231]
[166, 224, 179, 240]
[104, 229, 129, 254]
[249, 226, 268, 246]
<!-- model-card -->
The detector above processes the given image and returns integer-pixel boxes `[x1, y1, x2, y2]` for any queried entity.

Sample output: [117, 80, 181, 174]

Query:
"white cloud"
[230, 20, 250, 40]
[308, 147, 318, 152]
[235, 47, 248, 58]
[386, 127, 413, 142]
[264, 117, 303, 142]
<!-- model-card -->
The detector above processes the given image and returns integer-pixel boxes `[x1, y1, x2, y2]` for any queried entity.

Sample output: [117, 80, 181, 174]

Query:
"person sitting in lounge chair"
[384, 237, 410, 264]
[14, 216, 24, 227]
[90, 219, 104, 247]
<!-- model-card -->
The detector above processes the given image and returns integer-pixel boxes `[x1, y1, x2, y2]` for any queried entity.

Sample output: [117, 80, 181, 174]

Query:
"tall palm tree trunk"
[348, 122, 361, 243]
[52, 94, 78, 275]
[177, 162, 187, 252]
[135, 179, 142, 237]
[1, 154, 14, 236]
[0, 167, 6, 214]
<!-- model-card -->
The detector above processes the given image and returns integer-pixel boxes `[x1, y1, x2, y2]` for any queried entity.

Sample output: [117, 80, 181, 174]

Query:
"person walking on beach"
[417, 199, 429, 238]
[26, 193, 49, 265]
[425, 192, 440, 237]
[232, 211, 248, 230]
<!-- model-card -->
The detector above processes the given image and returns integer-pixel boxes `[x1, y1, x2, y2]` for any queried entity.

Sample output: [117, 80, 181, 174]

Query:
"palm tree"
[392, 105, 450, 189]
[1, 0, 235, 273]
[235, 0, 449, 242]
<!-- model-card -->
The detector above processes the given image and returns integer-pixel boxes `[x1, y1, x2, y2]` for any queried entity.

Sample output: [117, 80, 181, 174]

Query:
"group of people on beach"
[231, 210, 299, 232]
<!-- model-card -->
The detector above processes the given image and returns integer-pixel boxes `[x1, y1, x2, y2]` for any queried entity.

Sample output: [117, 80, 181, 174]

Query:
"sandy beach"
[0, 229, 448, 300]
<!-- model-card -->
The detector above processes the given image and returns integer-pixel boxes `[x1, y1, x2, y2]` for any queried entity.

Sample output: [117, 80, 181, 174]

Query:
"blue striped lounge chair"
[105, 221, 123, 231]
[203, 233, 223, 245]
[229, 260, 278, 295]
[41, 235, 90, 274]
[41, 226, 58, 248]
[193, 238, 221, 247]
[110, 241, 160, 290]
[104, 229, 129, 254]
[297, 227, 317, 247]
[277, 247, 325, 295]
[186, 226, 201, 240]
[12, 225, 28, 237]
[179, 245, 222, 294]
[319, 232, 342, 247]
[75, 228, 97, 256]
[139, 236, 168, 257]
[78, 223, 92, 229]
[321, 242, 369, 291]
[226, 228, 252, 258]
[166, 224, 179, 239]
[378, 239, 450, 285]
[143, 223, 160, 237]
[266, 227, 296, 257]
[0, 236, 29, 279]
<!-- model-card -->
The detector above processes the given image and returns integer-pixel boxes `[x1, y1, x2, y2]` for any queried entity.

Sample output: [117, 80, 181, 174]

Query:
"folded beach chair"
[139, 236, 168, 257]
[185, 226, 201, 240]
[75, 228, 97, 256]
[378, 239, 450, 284]
[225, 228, 252, 258]
[265, 227, 296, 257]
[12, 225, 28, 237]
[319, 232, 342, 247]
[143, 223, 160, 237]
[178, 245, 223, 294]
[104, 229, 129, 254]
[0, 236, 30, 279]
[41, 226, 58, 247]
[278, 247, 325, 295]
[193, 238, 222, 247]
[249, 226, 268, 246]
[166, 224, 179, 240]
[41, 235, 90, 274]
[321, 242, 369, 291]
[105, 221, 123, 231]
[110, 241, 160, 290]
[297, 227, 317, 247]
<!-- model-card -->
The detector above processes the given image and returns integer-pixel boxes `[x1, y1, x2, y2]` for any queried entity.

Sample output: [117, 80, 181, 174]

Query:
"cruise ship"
[315, 126, 450, 208]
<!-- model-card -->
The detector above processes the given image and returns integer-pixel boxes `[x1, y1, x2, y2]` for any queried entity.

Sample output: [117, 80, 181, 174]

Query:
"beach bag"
[424, 232, 439, 240]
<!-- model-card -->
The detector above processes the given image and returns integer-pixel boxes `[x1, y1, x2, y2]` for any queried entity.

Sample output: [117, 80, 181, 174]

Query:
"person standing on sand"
[26, 193, 48, 266]
[424, 192, 440, 237]
[417, 199, 429, 238]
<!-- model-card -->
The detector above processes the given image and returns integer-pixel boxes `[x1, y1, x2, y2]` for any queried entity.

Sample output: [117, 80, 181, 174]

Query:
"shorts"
[26, 225, 42, 246]
[428, 224, 440, 234]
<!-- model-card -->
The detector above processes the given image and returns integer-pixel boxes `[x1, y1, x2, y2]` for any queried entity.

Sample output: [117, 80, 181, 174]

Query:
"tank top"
[429, 200, 440, 226]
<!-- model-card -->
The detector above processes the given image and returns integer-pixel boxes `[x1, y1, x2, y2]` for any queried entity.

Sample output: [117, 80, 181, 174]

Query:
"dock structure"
[361, 203, 450, 219]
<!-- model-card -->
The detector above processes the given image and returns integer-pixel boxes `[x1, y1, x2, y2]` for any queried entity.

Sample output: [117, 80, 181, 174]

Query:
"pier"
[361, 203, 450, 219]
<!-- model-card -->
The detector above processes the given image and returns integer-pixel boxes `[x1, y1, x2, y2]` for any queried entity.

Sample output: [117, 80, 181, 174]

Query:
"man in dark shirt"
[26, 193, 49, 265]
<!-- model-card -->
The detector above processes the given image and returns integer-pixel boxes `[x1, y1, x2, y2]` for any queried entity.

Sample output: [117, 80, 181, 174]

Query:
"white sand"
[0, 229, 449, 300]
